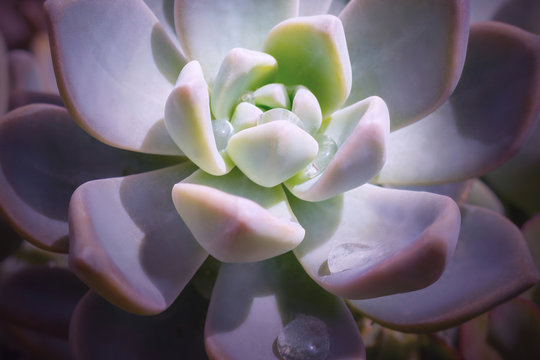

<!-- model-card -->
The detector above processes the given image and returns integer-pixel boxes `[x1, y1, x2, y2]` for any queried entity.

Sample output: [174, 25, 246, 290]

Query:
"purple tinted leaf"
[69, 165, 207, 315]
[174, 0, 298, 83]
[206, 252, 365, 360]
[378, 22, 540, 185]
[46, 0, 186, 155]
[340, 0, 469, 128]
[289, 184, 460, 299]
[349, 205, 540, 332]
[385, 180, 473, 206]
[0, 104, 181, 252]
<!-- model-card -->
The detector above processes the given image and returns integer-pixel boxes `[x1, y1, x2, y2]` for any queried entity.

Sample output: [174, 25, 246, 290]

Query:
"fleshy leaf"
[264, 14, 352, 115]
[70, 286, 208, 360]
[172, 169, 305, 263]
[174, 0, 298, 83]
[69, 164, 207, 315]
[142, 0, 183, 51]
[340, 0, 469, 128]
[228, 120, 319, 187]
[205, 252, 365, 360]
[253, 83, 290, 109]
[291, 86, 323, 135]
[289, 184, 460, 299]
[286, 96, 389, 202]
[377, 22, 540, 185]
[230, 102, 262, 132]
[45, 0, 186, 155]
[164, 61, 231, 175]
[0, 266, 87, 338]
[211, 48, 277, 119]
[348, 205, 540, 332]
[0, 104, 181, 252]
[385, 181, 473, 206]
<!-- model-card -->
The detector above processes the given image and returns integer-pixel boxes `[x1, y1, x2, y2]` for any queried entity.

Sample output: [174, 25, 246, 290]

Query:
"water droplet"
[327, 242, 376, 273]
[259, 108, 304, 129]
[277, 314, 330, 360]
[239, 92, 255, 105]
[212, 118, 234, 151]
[302, 134, 337, 179]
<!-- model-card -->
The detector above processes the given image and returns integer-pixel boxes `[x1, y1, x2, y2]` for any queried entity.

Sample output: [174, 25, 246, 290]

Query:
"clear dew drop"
[277, 314, 330, 360]
[239, 92, 255, 105]
[303, 134, 337, 179]
[327, 242, 375, 273]
[212, 118, 234, 151]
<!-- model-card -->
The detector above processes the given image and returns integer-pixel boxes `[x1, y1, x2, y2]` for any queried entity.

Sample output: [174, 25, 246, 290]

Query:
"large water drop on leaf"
[327, 242, 383, 273]
[276, 314, 329, 360]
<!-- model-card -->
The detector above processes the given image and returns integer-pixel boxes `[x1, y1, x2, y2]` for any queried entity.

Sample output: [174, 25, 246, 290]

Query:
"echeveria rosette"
[0, 0, 538, 358]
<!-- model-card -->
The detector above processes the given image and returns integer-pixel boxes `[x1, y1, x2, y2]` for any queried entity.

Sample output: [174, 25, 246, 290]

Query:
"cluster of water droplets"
[276, 314, 330, 360]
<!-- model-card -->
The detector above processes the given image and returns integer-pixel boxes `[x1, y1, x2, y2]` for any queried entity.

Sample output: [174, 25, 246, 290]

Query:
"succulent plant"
[1, 0, 540, 359]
